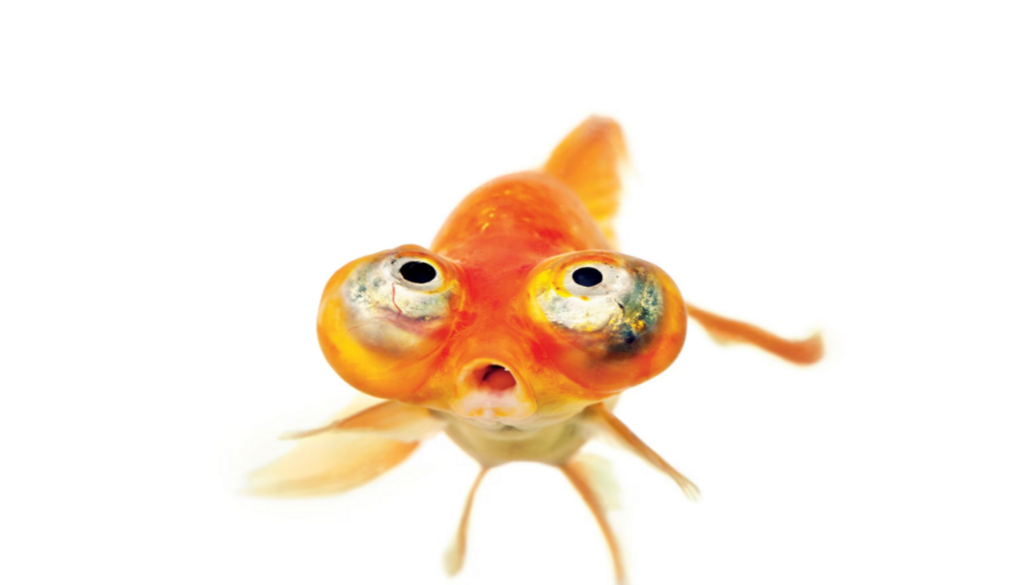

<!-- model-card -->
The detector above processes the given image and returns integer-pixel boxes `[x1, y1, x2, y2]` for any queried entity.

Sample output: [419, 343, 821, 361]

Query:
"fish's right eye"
[399, 261, 438, 284]
[388, 257, 444, 293]
[316, 245, 464, 398]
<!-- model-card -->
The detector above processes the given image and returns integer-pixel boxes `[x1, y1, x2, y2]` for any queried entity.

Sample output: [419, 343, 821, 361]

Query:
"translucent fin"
[543, 116, 628, 246]
[570, 453, 621, 510]
[247, 399, 439, 497]
[443, 468, 488, 576]
[562, 455, 628, 585]
[281, 400, 444, 442]
[587, 403, 700, 502]
[686, 303, 824, 365]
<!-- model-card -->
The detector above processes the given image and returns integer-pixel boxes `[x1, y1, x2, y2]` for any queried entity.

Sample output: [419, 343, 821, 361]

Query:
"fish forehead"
[424, 176, 607, 366]
[431, 174, 611, 341]
[431, 171, 611, 260]
[459, 243, 539, 309]
[435, 237, 550, 358]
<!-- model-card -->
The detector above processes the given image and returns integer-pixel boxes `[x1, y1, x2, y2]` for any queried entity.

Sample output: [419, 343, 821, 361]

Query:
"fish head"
[317, 246, 686, 428]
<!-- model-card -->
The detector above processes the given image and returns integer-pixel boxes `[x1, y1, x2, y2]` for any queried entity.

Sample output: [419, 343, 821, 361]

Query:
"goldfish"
[248, 117, 823, 583]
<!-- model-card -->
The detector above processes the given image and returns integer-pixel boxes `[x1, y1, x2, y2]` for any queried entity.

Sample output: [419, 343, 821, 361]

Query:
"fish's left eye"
[530, 253, 669, 356]
[527, 250, 686, 393]
[572, 267, 602, 287]
[562, 263, 630, 298]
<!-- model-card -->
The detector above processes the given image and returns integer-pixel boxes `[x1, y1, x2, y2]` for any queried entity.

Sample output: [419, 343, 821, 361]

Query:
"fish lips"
[450, 359, 537, 422]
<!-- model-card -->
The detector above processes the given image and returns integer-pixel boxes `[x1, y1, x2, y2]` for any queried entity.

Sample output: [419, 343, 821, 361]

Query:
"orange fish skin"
[317, 168, 687, 437]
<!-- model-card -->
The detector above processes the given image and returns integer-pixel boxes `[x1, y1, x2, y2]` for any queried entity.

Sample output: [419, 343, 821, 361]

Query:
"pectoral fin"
[280, 400, 444, 442]
[247, 399, 442, 497]
[686, 303, 824, 365]
[587, 402, 700, 502]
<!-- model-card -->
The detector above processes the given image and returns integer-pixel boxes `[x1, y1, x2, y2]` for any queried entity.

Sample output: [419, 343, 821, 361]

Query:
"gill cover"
[317, 245, 464, 400]
[527, 251, 687, 396]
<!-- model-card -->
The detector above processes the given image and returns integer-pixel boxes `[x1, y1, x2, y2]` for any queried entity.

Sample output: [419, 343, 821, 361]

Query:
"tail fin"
[544, 117, 628, 247]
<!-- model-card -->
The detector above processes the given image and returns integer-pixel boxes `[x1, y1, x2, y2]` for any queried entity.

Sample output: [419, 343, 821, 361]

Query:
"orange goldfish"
[249, 117, 823, 583]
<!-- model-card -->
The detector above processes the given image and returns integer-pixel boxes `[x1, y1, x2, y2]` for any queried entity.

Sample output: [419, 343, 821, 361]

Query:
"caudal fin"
[544, 117, 628, 247]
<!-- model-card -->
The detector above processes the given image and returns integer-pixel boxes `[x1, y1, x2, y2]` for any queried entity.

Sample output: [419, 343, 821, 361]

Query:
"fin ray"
[281, 400, 443, 441]
[544, 117, 627, 247]
[562, 455, 628, 584]
[247, 399, 438, 498]
[588, 402, 700, 502]
[443, 468, 488, 576]
[686, 303, 824, 365]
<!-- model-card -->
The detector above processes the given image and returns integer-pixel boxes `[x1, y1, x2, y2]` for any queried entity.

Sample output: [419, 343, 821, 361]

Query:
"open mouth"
[450, 360, 536, 421]
[479, 364, 517, 391]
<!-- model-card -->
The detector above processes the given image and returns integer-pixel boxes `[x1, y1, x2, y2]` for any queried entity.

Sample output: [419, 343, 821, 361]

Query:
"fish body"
[251, 118, 823, 583]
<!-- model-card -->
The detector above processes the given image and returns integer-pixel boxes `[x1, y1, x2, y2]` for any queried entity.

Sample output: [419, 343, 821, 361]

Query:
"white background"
[2, 2, 1022, 584]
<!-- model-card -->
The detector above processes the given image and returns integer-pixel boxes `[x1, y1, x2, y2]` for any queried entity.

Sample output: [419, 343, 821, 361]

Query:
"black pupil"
[400, 261, 437, 284]
[572, 267, 603, 287]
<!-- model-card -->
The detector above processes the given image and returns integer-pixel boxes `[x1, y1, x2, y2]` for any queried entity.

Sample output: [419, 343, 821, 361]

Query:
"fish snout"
[450, 359, 536, 422]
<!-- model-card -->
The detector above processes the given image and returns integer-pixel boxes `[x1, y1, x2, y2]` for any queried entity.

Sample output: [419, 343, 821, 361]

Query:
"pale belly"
[437, 396, 620, 467]
[439, 413, 590, 468]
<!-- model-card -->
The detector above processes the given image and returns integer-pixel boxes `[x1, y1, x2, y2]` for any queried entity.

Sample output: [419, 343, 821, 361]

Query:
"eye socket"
[399, 261, 437, 284]
[572, 267, 603, 287]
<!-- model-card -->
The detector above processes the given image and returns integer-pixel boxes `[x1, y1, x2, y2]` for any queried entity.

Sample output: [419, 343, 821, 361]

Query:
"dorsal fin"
[543, 117, 628, 247]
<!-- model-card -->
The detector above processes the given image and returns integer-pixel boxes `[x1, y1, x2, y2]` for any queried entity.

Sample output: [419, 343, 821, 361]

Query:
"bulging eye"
[317, 244, 464, 399]
[390, 257, 443, 292]
[319, 245, 461, 358]
[527, 251, 687, 395]
[345, 253, 450, 326]
[531, 253, 667, 354]
[571, 267, 602, 287]
[563, 263, 631, 298]
[399, 260, 438, 284]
